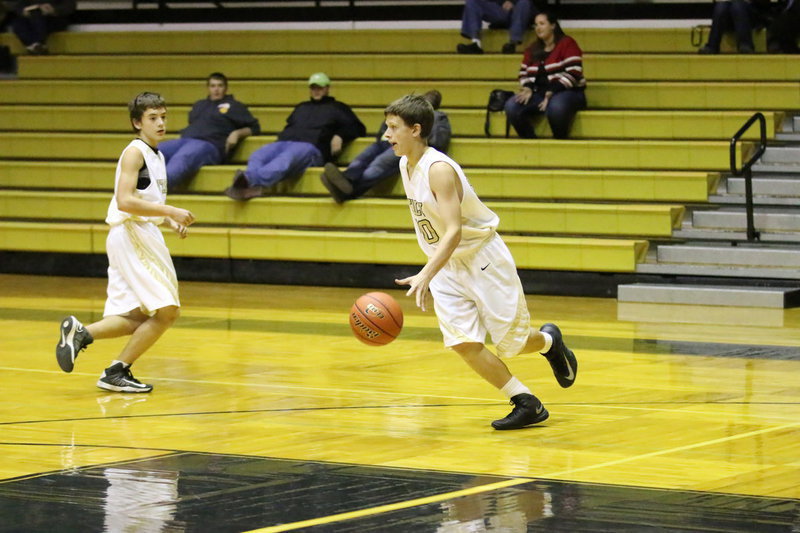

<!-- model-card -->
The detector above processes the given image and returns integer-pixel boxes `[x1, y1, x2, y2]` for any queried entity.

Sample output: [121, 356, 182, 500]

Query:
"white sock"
[110, 360, 130, 369]
[472, 38, 482, 47]
[500, 377, 531, 399]
[540, 331, 553, 355]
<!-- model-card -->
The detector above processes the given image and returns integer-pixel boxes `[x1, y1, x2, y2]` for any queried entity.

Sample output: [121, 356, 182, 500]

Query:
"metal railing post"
[730, 112, 767, 242]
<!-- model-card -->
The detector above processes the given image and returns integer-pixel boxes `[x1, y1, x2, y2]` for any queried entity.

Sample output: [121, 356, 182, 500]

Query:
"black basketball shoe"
[56, 315, 93, 373]
[492, 393, 549, 430]
[97, 363, 153, 393]
[540, 323, 577, 388]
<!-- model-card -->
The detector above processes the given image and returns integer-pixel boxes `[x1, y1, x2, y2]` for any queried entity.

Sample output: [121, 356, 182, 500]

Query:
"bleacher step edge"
[617, 283, 800, 308]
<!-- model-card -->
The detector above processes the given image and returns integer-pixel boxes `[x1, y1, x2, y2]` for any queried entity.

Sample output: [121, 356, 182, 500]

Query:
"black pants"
[768, 2, 800, 53]
[11, 12, 69, 46]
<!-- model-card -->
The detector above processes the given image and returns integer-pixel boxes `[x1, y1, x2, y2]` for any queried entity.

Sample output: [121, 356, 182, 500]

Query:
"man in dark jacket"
[224, 72, 366, 201]
[159, 72, 260, 191]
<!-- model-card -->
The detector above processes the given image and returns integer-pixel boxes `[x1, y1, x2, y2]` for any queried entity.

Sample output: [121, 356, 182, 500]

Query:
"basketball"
[349, 292, 403, 346]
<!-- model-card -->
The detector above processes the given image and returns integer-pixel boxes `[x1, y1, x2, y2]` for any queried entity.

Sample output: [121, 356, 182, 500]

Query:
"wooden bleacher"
[0, 25, 794, 288]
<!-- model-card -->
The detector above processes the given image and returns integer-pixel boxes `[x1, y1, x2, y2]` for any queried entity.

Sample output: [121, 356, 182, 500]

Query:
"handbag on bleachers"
[484, 89, 515, 138]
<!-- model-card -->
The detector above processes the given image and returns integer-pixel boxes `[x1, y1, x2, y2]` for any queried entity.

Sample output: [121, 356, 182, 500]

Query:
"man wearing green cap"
[225, 72, 366, 200]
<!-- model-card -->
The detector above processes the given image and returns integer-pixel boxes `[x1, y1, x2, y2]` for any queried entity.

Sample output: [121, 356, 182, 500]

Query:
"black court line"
[5, 305, 800, 360]
[1, 399, 798, 427]
[0, 450, 184, 485]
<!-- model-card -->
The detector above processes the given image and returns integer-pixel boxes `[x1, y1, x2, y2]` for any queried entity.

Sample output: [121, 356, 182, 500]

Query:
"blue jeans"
[246, 141, 323, 187]
[504, 90, 587, 139]
[158, 137, 221, 190]
[705, 0, 755, 51]
[345, 140, 400, 198]
[460, 0, 535, 43]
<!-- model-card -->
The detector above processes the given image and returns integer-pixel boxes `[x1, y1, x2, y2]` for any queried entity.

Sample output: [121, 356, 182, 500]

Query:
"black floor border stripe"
[1, 447, 797, 505]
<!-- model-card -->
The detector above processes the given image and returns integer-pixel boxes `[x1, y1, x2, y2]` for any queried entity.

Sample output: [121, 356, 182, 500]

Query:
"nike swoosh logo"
[481, 263, 490, 270]
[564, 358, 575, 381]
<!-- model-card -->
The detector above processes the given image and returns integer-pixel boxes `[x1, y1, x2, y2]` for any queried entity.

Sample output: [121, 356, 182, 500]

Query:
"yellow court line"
[542, 421, 800, 479]
[245, 478, 531, 533]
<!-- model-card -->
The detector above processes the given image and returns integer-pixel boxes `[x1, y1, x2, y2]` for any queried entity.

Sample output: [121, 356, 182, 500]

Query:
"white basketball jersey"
[106, 139, 168, 226]
[400, 147, 499, 258]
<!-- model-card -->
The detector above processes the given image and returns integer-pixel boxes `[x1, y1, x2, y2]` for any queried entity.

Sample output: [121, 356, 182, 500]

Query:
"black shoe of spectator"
[697, 44, 718, 54]
[240, 186, 263, 200]
[320, 173, 348, 204]
[457, 42, 483, 54]
[224, 184, 262, 201]
[224, 185, 246, 200]
[26, 42, 48, 55]
[501, 42, 517, 54]
[738, 43, 755, 54]
[322, 163, 354, 199]
[231, 169, 248, 189]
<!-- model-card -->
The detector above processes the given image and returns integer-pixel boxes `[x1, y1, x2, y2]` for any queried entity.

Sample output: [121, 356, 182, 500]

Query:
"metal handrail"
[729, 112, 767, 242]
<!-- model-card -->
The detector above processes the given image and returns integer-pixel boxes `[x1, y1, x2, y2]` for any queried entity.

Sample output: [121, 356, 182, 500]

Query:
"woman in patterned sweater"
[504, 11, 587, 139]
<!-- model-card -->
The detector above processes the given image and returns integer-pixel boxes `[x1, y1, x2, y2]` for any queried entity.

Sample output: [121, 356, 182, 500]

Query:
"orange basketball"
[349, 292, 403, 346]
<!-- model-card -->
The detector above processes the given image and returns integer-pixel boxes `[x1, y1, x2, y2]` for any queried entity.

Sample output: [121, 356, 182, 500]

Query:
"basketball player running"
[55, 92, 196, 393]
[388, 94, 577, 429]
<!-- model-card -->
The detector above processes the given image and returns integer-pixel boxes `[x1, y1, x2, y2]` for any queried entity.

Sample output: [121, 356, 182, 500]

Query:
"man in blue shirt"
[158, 72, 260, 191]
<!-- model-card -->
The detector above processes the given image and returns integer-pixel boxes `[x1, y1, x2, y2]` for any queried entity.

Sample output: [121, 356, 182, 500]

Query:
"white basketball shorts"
[429, 233, 531, 357]
[104, 220, 180, 317]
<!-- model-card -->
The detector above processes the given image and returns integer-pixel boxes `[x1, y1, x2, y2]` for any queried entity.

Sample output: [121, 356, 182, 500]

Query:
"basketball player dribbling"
[55, 92, 196, 393]
[387, 94, 577, 429]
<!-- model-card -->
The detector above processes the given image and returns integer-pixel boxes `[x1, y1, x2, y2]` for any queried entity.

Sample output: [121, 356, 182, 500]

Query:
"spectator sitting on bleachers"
[504, 11, 586, 139]
[319, 90, 451, 204]
[9, 0, 75, 55]
[697, 0, 770, 54]
[158, 72, 260, 192]
[456, 0, 538, 55]
[767, 0, 800, 53]
[224, 72, 366, 201]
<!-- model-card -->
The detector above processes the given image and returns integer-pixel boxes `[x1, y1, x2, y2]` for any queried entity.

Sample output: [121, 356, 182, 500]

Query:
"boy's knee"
[452, 342, 484, 358]
[156, 306, 180, 325]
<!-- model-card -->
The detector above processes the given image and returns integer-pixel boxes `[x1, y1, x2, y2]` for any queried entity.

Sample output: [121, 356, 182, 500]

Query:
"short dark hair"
[207, 72, 228, 86]
[128, 92, 166, 132]
[384, 94, 434, 138]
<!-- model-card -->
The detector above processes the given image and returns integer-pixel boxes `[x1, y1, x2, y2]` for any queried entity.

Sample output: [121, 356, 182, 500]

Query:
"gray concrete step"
[726, 177, 800, 196]
[656, 243, 800, 268]
[672, 227, 800, 243]
[617, 283, 800, 308]
[710, 176, 800, 205]
[751, 163, 800, 175]
[775, 132, 800, 142]
[760, 146, 800, 165]
[792, 115, 800, 132]
[636, 261, 800, 279]
[692, 208, 800, 232]
[617, 301, 786, 327]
